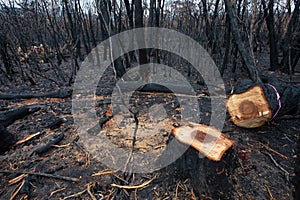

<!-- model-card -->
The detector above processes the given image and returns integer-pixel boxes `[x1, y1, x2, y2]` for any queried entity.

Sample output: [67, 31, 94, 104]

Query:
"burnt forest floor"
[0, 51, 299, 200]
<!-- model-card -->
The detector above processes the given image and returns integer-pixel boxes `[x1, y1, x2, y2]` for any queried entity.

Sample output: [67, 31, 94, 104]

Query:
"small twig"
[86, 182, 97, 200]
[0, 170, 80, 183]
[263, 152, 289, 180]
[63, 189, 86, 200]
[16, 132, 42, 145]
[250, 140, 289, 159]
[49, 187, 66, 198]
[111, 175, 156, 190]
[8, 174, 28, 186]
[10, 179, 25, 200]
[92, 169, 118, 177]
[265, 185, 275, 200]
[175, 181, 180, 199]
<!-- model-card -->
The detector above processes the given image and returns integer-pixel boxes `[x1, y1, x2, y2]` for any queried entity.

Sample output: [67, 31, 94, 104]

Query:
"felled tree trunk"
[227, 79, 300, 128]
[0, 88, 72, 100]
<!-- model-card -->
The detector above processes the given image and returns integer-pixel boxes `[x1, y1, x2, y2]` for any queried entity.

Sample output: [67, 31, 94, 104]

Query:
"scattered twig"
[175, 181, 180, 199]
[250, 140, 289, 159]
[8, 174, 28, 186]
[86, 182, 97, 200]
[10, 179, 25, 200]
[16, 132, 42, 145]
[263, 152, 289, 180]
[261, 143, 289, 160]
[0, 170, 80, 183]
[92, 169, 118, 177]
[52, 143, 71, 148]
[49, 187, 66, 198]
[62, 189, 86, 200]
[265, 185, 275, 200]
[111, 175, 156, 190]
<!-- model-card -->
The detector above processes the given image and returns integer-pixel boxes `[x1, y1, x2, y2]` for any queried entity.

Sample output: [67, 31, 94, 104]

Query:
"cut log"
[0, 88, 72, 100]
[117, 82, 203, 94]
[227, 79, 300, 128]
[172, 122, 234, 161]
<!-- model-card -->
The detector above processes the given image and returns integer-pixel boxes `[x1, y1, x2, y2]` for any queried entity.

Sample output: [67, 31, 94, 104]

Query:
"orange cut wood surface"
[226, 86, 272, 128]
[172, 122, 234, 161]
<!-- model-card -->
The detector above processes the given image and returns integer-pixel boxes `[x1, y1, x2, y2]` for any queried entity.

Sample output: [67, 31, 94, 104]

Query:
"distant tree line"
[0, 0, 299, 85]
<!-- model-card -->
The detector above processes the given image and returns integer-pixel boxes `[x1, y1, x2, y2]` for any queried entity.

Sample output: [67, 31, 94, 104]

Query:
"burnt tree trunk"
[134, 0, 149, 75]
[295, 134, 300, 199]
[262, 0, 279, 71]
[281, 0, 300, 74]
[0, 106, 40, 154]
[97, 0, 126, 78]
[224, 0, 257, 81]
[0, 88, 72, 100]
[221, 4, 231, 76]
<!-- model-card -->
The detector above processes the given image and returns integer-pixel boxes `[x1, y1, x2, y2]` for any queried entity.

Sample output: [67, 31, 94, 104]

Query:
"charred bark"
[0, 106, 40, 154]
[163, 135, 237, 199]
[224, 0, 257, 81]
[0, 88, 72, 100]
[262, 0, 279, 71]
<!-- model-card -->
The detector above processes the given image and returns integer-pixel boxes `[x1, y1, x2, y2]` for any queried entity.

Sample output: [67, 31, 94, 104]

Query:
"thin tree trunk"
[262, 0, 279, 71]
[281, 0, 300, 73]
[224, 0, 257, 81]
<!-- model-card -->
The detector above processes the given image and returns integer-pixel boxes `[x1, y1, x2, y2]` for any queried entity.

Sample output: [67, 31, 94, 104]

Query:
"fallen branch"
[0, 170, 80, 183]
[33, 133, 64, 154]
[0, 106, 40, 127]
[0, 88, 72, 100]
[63, 189, 86, 200]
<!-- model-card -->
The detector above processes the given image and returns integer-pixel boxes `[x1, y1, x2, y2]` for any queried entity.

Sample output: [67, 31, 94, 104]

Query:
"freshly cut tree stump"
[172, 122, 234, 161]
[227, 79, 300, 128]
